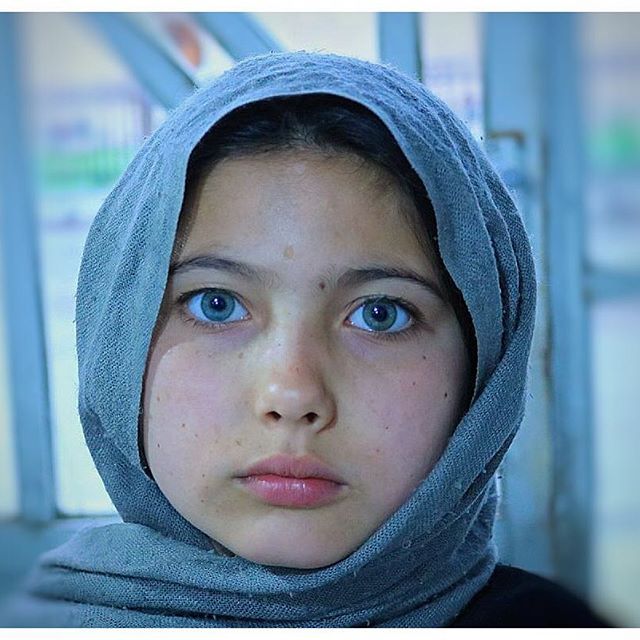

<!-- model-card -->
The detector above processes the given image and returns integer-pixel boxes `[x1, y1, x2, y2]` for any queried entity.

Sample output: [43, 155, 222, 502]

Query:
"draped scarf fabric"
[3, 51, 536, 627]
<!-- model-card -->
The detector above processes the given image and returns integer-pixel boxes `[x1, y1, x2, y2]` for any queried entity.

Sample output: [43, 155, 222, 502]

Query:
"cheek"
[143, 338, 244, 475]
[347, 352, 466, 500]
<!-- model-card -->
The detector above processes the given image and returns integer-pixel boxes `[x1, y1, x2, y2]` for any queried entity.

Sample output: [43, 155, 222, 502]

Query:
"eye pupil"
[201, 291, 235, 322]
[209, 295, 226, 311]
[363, 299, 397, 331]
[370, 304, 388, 321]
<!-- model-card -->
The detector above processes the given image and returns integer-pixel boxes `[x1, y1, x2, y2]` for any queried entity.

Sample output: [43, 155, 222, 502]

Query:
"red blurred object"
[164, 17, 202, 68]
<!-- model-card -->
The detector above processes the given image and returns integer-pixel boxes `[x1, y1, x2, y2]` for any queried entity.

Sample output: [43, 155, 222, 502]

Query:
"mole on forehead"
[282, 244, 327, 290]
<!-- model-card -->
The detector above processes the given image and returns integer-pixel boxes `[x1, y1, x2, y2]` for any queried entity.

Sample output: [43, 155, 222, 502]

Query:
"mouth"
[235, 454, 347, 508]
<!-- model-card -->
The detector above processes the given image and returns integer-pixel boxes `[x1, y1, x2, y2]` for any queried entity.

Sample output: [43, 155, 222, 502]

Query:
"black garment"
[451, 564, 612, 627]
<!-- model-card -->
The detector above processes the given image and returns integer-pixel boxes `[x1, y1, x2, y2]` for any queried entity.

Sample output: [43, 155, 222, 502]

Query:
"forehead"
[176, 151, 433, 275]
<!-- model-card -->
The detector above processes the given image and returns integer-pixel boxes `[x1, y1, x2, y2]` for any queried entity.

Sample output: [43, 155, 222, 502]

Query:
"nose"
[253, 331, 337, 434]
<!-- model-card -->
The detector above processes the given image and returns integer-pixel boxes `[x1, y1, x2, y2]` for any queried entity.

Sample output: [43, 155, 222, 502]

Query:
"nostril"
[264, 411, 320, 425]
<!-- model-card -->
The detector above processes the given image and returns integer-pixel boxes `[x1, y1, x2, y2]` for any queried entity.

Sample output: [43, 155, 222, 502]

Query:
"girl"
[2, 51, 608, 627]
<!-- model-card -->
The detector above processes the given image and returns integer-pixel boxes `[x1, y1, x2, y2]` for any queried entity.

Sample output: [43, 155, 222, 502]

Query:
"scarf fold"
[2, 51, 536, 627]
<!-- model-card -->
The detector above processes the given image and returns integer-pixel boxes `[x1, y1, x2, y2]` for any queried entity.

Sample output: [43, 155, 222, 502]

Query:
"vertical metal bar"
[378, 13, 422, 79]
[85, 13, 198, 110]
[483, 13, 555, 579]
[543, 12, 593, 599]
[192, 12, 282, 61]
[0, 13, 56, 523]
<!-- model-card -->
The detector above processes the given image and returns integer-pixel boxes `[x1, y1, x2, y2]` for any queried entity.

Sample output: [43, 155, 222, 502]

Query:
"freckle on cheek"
[318, 281, 326, 290]
[238, 352, 244, 359]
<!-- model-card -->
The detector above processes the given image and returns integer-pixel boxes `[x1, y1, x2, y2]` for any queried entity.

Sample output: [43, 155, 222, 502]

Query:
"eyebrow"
[169, 254, 444, 300]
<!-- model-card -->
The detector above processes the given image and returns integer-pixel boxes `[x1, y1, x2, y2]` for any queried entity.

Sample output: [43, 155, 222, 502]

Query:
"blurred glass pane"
[591, 295, 640, 625]
[253, 13, 377, 62]
[582, 14, 640, 270]
[21, 13, 167, 514]
[0, 246, 19, 518]
[420, 13, 484, 139]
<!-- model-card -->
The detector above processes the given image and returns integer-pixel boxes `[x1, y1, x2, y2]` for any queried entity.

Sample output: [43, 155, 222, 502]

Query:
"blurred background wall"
[0, 11, 638, 626]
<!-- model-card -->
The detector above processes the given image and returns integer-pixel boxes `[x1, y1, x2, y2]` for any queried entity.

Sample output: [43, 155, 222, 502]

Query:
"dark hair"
[180, 94, 476, 408]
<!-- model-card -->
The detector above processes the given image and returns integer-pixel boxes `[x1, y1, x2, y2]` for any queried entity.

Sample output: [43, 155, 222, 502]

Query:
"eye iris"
[201, 291, 235, 322]
[363, 300, 396, 331]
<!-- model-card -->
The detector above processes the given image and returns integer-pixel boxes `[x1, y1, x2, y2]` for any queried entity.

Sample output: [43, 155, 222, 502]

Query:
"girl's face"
[142, 151, 470, 568]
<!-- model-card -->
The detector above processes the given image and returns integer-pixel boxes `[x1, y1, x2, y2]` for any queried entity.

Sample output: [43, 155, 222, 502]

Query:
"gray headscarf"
[2, 51, 536, 627]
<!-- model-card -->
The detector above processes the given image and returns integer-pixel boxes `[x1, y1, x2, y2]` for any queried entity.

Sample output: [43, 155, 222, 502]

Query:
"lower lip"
[238, 474, 345, 508]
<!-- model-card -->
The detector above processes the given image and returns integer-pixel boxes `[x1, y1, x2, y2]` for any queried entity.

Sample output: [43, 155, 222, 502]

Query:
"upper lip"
[238, 454, 346, 484]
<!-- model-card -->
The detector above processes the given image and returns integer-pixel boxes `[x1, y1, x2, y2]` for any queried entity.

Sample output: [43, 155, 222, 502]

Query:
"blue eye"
[185, 289, 249, 325]
[347, 297, 413, 334]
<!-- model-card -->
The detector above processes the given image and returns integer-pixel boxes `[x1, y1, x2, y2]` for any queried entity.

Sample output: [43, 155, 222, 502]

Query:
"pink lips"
[236, 454, 347, 508]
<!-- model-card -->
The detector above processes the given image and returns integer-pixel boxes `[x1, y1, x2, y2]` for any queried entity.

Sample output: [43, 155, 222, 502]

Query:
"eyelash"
[176, 288, 425, 343]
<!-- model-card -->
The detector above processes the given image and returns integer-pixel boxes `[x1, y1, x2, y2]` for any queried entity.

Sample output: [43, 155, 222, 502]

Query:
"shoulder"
[450, 564, 612, 627]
